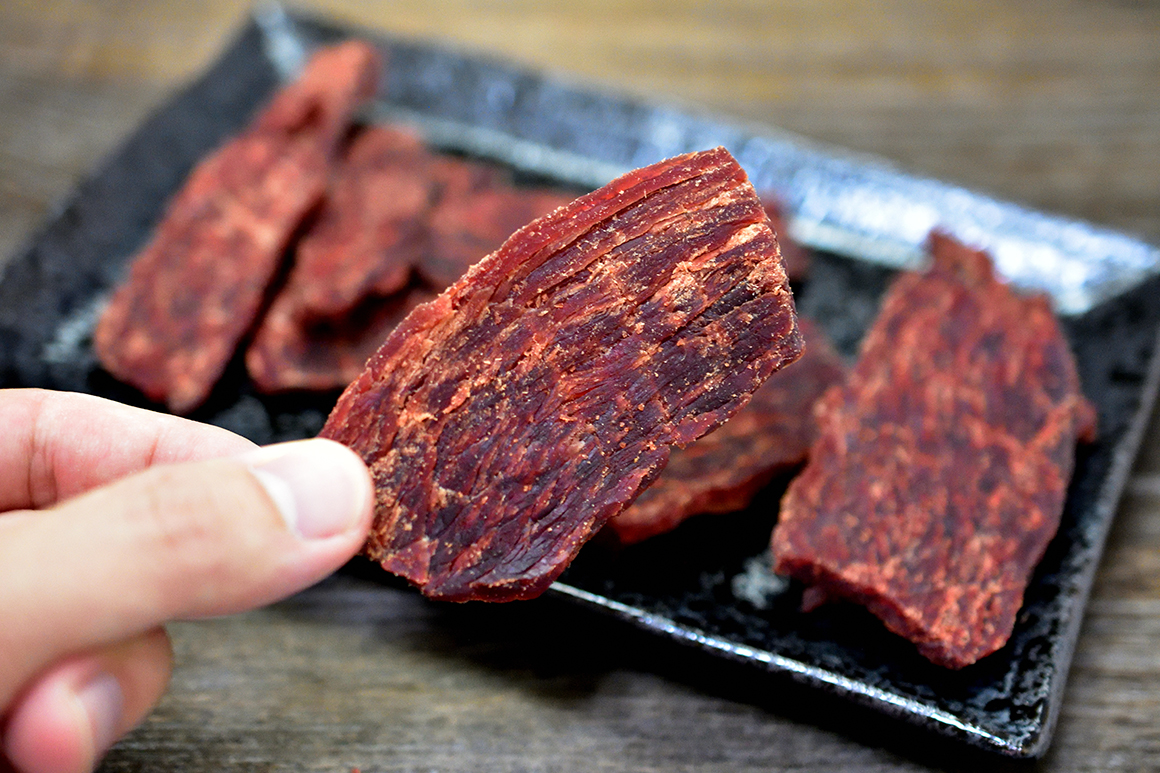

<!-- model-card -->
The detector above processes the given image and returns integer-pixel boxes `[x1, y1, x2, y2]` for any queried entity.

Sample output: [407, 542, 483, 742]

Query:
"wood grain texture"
[1, 1, 1159, 770]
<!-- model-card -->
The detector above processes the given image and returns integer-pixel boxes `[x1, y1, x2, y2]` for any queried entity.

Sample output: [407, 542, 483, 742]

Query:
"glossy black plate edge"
[548, 582, 1017, 753]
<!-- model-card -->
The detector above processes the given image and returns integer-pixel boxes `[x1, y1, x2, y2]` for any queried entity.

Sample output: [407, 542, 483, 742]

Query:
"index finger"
[0, 389, 257, 511]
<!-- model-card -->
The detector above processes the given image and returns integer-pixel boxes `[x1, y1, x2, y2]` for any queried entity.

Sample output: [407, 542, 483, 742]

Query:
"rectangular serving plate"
[2, 4, 1159, 759]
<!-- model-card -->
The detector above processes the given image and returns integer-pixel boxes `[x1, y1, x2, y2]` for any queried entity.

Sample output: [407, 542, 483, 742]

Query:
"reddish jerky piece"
[428, 154, 507, 202]
[93, 41, 380, 413]
[322, 147, 803, 602]
[247, 146, 539, 393]
[247, 124, 436, 393]
[761, 199, 811, 281]
[606, 318, 845, 545]
[420, 178, 572, 288]
[771, 231, 1097, 669]
[247, 285, 435, 393]
[289, 125, 439, 319]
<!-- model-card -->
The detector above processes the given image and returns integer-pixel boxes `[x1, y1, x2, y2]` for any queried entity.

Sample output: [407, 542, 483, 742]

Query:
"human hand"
[0, 389, 373, 773]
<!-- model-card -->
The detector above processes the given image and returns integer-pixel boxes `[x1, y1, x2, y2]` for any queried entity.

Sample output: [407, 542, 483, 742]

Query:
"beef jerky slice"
[286, 125, 437, 320]
[321, 147, 803, 602]
[93, 41, 380, 413]
[420, 179, 572, 289]
[248, 148, 566, 393]
[247, 284, 436, 393]
[428, 154, 508, 206]
[770, 231, 1097, 669]
[246, 125, 436, 392]
[606, 317, 845, 545]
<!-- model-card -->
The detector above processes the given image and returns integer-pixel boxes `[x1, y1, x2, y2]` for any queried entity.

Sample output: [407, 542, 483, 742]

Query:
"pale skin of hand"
[0, 389, 374, 773]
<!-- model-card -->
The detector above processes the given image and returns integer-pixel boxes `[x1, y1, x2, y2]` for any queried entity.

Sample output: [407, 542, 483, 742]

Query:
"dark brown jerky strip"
[93, 41, 380, 413]
[247, 146, 563, 393]
[419, 180, 572, 289]
[605, 317, 845, 545]
[288, 125, 438, 320]
[428, 154, 507, 206]
[321, 147, 803, 602]
[761, 198, 811, 281]
[770, 231, 1097, 669]
[246, 123, 434, 393]
[247, 284, 435, 393]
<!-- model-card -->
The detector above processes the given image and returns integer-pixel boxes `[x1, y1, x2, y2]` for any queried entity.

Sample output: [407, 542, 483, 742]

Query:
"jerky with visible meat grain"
[93, 41, 380, 413]
[321, 147, 803, 602]
[770, 232, 1097, 669]
[606, 317, 845, 545]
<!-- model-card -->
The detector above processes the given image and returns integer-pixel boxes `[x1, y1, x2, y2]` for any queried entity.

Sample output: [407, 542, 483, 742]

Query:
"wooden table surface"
[3, 1, 1159, 770]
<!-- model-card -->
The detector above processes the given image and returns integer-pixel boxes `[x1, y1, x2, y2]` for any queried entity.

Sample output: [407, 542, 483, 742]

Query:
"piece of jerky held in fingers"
[93, 41, 380, 413]
[322, 147, 803, 602]
[770, 231, 1097, 669]
[606, 317, 846, 546]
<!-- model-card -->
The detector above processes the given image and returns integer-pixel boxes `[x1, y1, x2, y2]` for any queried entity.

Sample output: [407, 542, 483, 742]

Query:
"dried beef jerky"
[93, 41, 380, 413]
[322, 147, 803, 602]
[287, 125, 437, 320]
[246, 123, 435, 393]
[247, 142, 562, 393]
[419, 180, 572, 289]
[247, 284, 435, 393]
[770, 231, 1097, 669]
[428, 154, 507, 204]
[606, 318, 845, 546]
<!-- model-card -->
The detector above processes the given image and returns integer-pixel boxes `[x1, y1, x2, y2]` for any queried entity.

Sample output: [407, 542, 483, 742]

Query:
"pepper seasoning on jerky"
[606, 317, 846, 546]
[93, 41, 380, 413]
[770, 231, 1097, 669]
[321, 147, 803, 602]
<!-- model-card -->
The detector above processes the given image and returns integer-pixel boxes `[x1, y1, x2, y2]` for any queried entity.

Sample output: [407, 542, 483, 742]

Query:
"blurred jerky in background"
[94, 41, 381, 413]
[247, 127, 570, 393]
[281, 125, 436, 320]
[771, 232, 1097, 669]
[420, 179, 571, 289]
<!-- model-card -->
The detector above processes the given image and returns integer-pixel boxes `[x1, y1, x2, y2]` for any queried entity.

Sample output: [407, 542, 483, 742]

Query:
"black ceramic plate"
[2, 6, 1158, 759]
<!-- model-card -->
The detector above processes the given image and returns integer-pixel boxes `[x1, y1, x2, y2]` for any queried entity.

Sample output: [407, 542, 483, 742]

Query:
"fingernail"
[243, 439, 372, 540]
[76, 672, 123, 758]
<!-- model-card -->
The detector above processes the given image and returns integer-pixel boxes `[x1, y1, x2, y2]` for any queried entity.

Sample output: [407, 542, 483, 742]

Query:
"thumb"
[0, 438, 373, 708]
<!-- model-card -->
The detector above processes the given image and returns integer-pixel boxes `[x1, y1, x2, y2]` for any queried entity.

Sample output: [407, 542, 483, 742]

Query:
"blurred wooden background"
[2, 1, 1159, 770]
